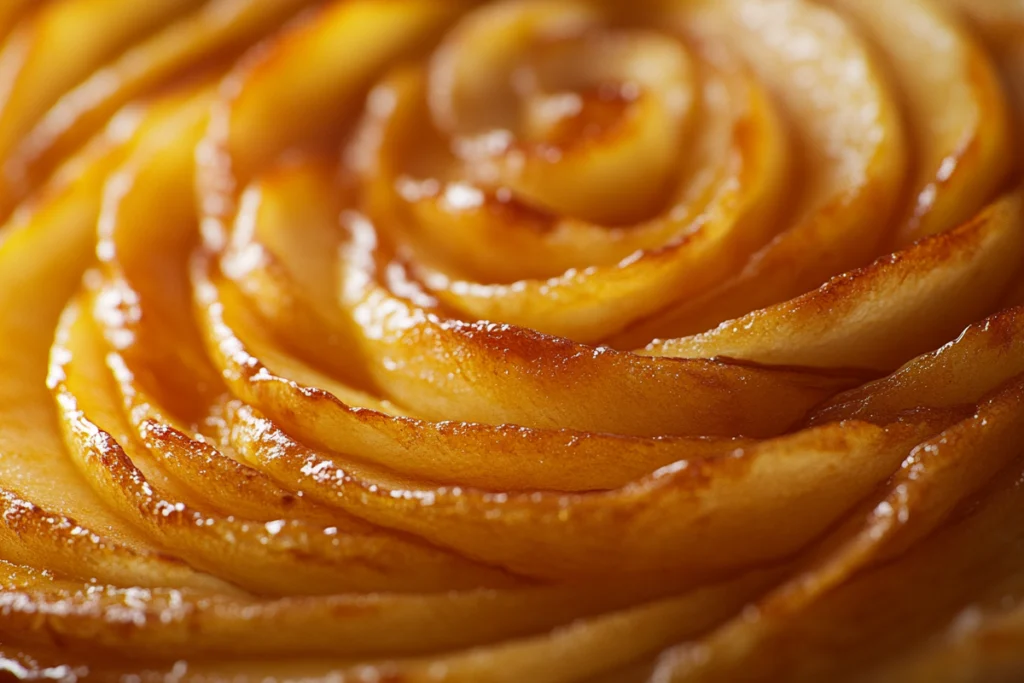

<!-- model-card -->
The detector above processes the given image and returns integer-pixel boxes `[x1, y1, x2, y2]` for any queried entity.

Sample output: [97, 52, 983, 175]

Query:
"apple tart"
[1, 0, 1024, 681]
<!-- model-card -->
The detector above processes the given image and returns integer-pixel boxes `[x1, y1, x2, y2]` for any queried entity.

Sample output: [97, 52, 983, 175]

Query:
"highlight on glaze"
[0, 0, 1023, 680]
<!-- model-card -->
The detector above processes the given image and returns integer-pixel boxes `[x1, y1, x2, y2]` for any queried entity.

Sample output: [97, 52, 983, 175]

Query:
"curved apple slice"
[219, 157, 386, 401]
[429, 0, 695, 225]
[824, 0, 1012, 246]
[3, 0, 320, 213]
[58, 293, 523, 596]
[618, 0, 907, 341]
[199, 269, 770, 492]
[426, 0, 602, 137]
[812, 305, 1024, 425]
[0, 0, 205, 201]
[360, 58, 728, 283]
[202, 569, 775, 683]
[0, 94, 237, 591]
[0, 555, 758, 663]
[646, 190, 1024, 371]
[229, 398, 946, 581]
[937, 0, 1024, 180]
[411, 58, 787, 342]
[214, 0, 465, 190]
[652, 376, 1024, 682]
[340, 218, 858, 437]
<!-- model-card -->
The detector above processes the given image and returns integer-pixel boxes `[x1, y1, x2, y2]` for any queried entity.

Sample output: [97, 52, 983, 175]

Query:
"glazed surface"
[1, 1, 1024, 681]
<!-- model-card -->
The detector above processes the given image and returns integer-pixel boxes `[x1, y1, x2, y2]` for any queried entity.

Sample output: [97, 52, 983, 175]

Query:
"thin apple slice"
[823, 0, 1012, 246]
[220, 569, 775, 683]
[0, 552, 766, 663]
[57, 294, 522, 595]
[812, 305, 1024, 425]
[335, 216, 858, 437]
[212, 0, 467, 191]
[864, 601, 1024, 683]
[2, 0, 320, 213]
[219, 156, 387, 402]
[410, 52, 788, 342]
[0, 0, 30, 42]
[0, 92, 233, 591]
[938, 0, 1024, 178]
[228, 397, 947, 581]
[646, 190, 1024, 371]
[651, 376, 1024, 682]
[617, 0, 907, 341]
[0, 0, 205, 201]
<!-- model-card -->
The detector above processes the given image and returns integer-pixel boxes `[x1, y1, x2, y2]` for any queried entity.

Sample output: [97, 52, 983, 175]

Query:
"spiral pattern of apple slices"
[2, 0, 1024, 681]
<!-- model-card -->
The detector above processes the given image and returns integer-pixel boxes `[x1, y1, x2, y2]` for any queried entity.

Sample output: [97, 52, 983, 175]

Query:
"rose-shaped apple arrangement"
[1, 1, 1024, 681]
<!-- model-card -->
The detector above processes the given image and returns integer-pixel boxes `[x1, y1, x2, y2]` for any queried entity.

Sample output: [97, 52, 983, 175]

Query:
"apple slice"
[618, 0, 907, 341]
[411, 50, 787, 342]
[228, 396, 947, 581]
[212, 0, 467, 190]
[813, 305, 1024, 425]
[0, 0, 30, 42]
[0, 91, 233, 591]
[652, 376, 1024, 682]
[4, 0, 321, 212]
[645, 190, 1024, 371]
[0, 0, 205, 204]
[823, 0, 1012, 246]
[197, 265, 771, 492]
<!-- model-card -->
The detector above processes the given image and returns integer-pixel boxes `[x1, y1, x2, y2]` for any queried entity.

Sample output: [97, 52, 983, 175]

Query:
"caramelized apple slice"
[620, 0, 907, 340]
[647, 190, 1024, 371]
[866, 602, 1024, 683]
[338, 219, 857, 437]
[652, 377, 1024, 682]
[938, 0, 1024, 180]
[4, 0, 320, 208]
[0, 553, 769, 663]
[213, 0, 467, 188]
[228, 397, 948, 581]
[825, 0, 1011, 246]
[0, 0, 204, 201]
[0, 93, 233, 591]
[0, 0, 30, 41]
[813, 305, 1024, 425]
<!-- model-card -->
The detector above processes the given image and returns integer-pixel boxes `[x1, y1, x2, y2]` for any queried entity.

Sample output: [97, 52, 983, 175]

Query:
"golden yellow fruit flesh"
[0, 1, 1023, 681]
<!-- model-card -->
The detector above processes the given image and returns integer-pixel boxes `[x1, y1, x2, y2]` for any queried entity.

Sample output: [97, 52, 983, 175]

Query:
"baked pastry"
[1, 0, 1023, 680]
